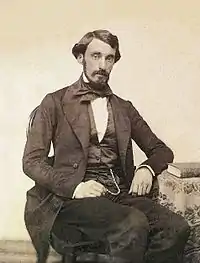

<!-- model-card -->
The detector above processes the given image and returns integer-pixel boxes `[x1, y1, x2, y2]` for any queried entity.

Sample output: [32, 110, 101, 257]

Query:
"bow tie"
[76, 80, 113, 102]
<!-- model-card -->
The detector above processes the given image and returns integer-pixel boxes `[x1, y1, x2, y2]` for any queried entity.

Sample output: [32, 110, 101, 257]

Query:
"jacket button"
[73, 163, 78, 169]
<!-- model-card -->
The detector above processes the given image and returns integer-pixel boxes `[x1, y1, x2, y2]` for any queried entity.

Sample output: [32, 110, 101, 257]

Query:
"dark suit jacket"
[22, 77, 173, 262]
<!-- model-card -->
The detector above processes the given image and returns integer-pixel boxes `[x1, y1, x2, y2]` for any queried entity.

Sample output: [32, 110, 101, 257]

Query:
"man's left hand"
[129, 167, 153, 196]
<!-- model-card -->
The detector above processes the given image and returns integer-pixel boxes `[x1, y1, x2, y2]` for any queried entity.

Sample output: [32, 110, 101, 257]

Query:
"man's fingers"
[137, 184, 143, 196]
[87, 193, 98, 197]
[141, 184, 148, 195]
[130, 178, 152, 196]
[146, 183, 152, 194]
[92, 184, 106, 194]
[90, 190, 102, 197]
[92, 187, 105, 195]
[86, 180, 107, 195]
[87, 180, 105, 190]
[141, 182, 152, 195]
[132, 182, 138, 194]
[140, 182, 152, 195]
[74, 180, 108, 198]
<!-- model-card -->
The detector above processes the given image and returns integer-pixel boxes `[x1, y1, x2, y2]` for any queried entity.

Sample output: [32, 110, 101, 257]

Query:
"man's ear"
[77, 54, 84, 65]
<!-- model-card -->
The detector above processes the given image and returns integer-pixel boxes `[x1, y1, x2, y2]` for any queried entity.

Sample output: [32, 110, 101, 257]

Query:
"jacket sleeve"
[22, 93, 79, 198]
[127, 101, 174, 175]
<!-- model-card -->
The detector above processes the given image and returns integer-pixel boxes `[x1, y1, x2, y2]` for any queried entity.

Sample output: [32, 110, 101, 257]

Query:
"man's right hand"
[73, 180, 107, 199]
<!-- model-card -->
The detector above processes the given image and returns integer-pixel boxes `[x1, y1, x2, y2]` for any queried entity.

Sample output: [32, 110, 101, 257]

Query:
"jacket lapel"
[62, 80, 90, 159]
[110, 96, 131, 174]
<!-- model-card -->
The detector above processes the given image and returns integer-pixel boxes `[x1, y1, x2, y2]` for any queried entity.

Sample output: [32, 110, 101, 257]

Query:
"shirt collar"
[82, 72, 89, 83]
[75, 73, 113, 102]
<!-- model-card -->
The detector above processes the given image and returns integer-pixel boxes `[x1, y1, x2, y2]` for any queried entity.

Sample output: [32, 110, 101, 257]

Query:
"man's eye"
[92, 54, 100, 59]
[107, 57, 114, 63]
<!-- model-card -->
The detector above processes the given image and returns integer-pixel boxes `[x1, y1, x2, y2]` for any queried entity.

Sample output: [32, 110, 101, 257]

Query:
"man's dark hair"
[72, 29, 121, 63]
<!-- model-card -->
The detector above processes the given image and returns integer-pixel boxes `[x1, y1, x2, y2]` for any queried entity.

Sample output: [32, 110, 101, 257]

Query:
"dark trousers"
[52, 190, 190, 263]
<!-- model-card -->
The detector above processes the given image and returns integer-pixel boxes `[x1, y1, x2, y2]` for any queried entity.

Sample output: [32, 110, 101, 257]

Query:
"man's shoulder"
[48, 79, 79, 101]
[43, 82, 73, 103]
[112, 93, 131, 106]
[111, 94, 139, 116]
[50, 86, 68, 100]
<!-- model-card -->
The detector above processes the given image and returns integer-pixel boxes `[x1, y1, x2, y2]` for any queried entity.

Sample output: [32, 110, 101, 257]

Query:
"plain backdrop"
[1, 0, 200, 240]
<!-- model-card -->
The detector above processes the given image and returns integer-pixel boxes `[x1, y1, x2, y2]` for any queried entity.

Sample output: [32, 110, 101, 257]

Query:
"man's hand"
[74, 180, 107, 199]
[129, 167, 153, 196]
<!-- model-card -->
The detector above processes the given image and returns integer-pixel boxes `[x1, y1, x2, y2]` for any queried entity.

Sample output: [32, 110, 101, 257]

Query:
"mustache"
[92, 70, 109, 77]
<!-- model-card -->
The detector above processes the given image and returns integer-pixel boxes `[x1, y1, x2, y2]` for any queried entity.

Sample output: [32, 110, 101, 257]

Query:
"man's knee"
[161, 210, 190, 249]
[128, 208, 149, 231]
[107, 208, 149, 262]
[146, 212, 190, 263]
[117, 208, 150, 239]
[107, 207, 149, 239]
[171, 213, 190, 241]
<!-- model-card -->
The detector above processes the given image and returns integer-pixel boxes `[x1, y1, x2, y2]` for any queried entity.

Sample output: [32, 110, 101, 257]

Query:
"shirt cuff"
[72, 182, 85, 199]
[135, 165, 155, 177]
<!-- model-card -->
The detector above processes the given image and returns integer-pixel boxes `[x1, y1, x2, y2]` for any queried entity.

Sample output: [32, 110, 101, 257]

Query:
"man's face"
[79, 38, 116, 85]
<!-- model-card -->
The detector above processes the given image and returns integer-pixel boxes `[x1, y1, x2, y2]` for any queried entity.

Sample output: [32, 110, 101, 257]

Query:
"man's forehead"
[86, 38, 116, 54]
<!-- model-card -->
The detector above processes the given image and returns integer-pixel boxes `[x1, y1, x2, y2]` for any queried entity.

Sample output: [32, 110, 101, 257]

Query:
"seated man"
[23, 29, 190, 263]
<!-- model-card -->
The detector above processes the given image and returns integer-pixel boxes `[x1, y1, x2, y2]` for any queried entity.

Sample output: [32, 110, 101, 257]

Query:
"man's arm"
[127, 101, 174, 175]
[22, 94, 81, 198]
[127, 101, 173, 195]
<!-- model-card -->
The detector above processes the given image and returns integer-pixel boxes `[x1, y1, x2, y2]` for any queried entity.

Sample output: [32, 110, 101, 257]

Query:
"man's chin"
[84, 73, 109, 89]
[93, 76, 109, 85]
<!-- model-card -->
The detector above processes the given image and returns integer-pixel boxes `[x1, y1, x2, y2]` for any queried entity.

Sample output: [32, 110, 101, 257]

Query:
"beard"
[83, 62, 110, 91]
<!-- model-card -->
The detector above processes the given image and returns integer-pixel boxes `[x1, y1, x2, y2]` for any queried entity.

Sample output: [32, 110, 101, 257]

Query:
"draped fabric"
[153, 171, 200, 263]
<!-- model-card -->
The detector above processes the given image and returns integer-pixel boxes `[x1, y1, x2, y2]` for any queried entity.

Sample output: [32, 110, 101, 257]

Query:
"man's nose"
[99, 58, 106, 70]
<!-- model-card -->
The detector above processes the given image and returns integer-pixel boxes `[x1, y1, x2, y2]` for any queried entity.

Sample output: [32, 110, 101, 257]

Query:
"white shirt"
[83, 73, 109, 142]
[91, 98, 108, 142]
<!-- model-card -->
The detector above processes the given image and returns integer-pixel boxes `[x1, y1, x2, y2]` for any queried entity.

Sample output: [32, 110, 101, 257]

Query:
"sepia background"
[1, 0, 200, 240]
